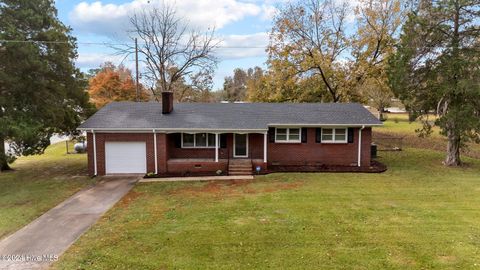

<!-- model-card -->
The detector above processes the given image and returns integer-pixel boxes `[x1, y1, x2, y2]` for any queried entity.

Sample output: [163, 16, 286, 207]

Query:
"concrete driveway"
[0, 176, 139, 270]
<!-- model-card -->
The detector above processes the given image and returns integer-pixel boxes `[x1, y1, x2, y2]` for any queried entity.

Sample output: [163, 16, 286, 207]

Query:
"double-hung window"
[182, 133, 216, 148]
[321, 128, 347, 143]
[275, 128, 301, 143]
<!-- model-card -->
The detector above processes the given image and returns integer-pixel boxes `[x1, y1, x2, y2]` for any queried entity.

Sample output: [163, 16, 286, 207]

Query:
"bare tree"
[116, 4, 218, 101]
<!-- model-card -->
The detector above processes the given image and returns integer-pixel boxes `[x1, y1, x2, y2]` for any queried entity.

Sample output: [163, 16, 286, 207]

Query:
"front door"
[233, 134, 248, 158]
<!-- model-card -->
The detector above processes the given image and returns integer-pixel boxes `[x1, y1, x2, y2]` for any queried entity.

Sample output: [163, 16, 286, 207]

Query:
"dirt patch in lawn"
[225, 179, 253, 187]
[169, 181, 233, 197]
[263, 181, 304, 193]
[169, 179, 305, 197]
[117, 191, 143, 208]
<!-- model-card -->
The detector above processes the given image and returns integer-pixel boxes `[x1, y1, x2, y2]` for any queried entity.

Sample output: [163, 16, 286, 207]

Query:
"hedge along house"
[78, 92, 382, 176]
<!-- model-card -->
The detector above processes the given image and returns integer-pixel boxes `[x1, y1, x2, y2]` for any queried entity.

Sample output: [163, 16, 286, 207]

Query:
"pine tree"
[0, 0, 94, 170]
[388, 0, 480, 166]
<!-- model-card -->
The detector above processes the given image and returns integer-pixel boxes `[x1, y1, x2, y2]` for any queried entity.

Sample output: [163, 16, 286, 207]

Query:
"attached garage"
[105, 142, 147, 174]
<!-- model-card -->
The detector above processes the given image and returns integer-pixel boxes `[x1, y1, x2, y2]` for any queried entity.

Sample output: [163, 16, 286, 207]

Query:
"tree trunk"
[378, 106, 385, 121]
[0, 136, 11, 172]
[444, 129, 461, 166]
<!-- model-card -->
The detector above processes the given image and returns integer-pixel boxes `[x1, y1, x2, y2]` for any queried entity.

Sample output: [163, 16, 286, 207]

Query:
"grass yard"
[0, 142, 94, 239]
[375, 113, 480, 159]
[53, 148, 480, 270]
[376, 113, 442, 137]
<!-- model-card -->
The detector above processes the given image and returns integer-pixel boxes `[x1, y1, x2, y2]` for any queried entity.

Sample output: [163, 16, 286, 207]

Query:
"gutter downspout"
[215, 133, 219, 162]
[263, 132, 267, 163]
[92, 130, 97, 176]
[358, 125, 365, 167]
[153, 129, 158, 174]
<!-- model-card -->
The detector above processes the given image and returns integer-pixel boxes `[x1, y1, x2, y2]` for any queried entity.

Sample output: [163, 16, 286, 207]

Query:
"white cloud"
[70, 0, 264, 38]
[215, 32, 269, 59]
[76, 52, 128, 69]
[260, 4, 278, 20]
[75, 32, 269, 71]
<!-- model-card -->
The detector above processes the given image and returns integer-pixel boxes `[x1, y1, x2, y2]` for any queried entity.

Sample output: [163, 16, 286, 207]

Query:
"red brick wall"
[88, 132, 156, 176]
[267, 127, 372, 167]
[361, 127, 372, 167]
[87, 132, 94, 176]
[86, 128, 372, 176]
[167, 160, 228, 175]
[252, 159, 268, 171]
[157, 133, 168, 174]
[248, 134, 264, 159]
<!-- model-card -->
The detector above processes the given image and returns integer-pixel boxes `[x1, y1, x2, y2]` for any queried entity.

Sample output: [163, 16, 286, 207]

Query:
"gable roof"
[78, 102, 382, 131]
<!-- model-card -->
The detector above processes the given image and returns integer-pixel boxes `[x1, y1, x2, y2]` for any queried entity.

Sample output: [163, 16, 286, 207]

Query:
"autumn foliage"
[88, 62, 149, 108]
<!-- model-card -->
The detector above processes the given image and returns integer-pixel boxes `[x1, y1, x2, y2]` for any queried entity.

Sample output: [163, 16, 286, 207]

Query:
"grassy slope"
[375, 113, 480, 158]
[0, 142, 93, 239]
[54, 148, 480, 270]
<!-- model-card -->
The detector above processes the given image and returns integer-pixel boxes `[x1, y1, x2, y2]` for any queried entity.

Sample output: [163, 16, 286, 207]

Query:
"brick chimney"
[162, 91, 173, 114]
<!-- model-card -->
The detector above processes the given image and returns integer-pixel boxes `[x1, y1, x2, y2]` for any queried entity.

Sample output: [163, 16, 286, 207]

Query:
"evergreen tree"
[0, 0, 94, 170]
[388, 0, 480, 166]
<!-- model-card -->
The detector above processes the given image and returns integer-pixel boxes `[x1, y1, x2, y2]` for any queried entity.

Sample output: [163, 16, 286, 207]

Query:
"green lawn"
[375, 113, 480, 159]
[377, 113, 440, 136]
[0, 142, 94, 239]
[53, 148, 480, 270]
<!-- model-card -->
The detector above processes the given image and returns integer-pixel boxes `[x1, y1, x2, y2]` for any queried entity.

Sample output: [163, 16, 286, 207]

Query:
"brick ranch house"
[78, 92, 382, 176]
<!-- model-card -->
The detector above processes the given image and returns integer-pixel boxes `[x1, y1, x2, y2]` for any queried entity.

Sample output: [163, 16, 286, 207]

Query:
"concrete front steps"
[228, 160, 253, 175]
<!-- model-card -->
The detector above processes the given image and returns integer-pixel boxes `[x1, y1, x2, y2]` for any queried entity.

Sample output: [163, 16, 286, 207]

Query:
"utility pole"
[135, 38, 139, 102]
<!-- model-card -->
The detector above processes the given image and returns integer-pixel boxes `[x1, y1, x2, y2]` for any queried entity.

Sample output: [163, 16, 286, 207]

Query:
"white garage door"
[105, 142, 147, 174]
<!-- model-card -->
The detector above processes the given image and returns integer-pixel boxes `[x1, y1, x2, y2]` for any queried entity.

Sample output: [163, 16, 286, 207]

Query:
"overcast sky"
[54, 0, 286, 90]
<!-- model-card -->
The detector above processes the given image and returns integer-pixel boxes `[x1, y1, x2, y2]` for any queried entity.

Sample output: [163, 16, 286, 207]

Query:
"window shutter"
[315, 128, 322, 143]
[348, 128, 354, 143]
[268, 127, 275, 143]
[220, 134, 227, 148]
[174, 133, 182, 148]
[301, 128, 307, 143]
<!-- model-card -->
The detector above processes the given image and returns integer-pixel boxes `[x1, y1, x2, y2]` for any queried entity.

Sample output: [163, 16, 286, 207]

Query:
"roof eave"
[267, 123, 383, 127]
[77, 123, 383, 133]
[77, 127, 269, 133]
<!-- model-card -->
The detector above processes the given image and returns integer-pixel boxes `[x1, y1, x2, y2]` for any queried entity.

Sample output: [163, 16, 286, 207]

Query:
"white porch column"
[92, 130, 97, 176]
[153, 129, 158, 174]
[263, 132, 267, 163]
[215, 133, 219, 162]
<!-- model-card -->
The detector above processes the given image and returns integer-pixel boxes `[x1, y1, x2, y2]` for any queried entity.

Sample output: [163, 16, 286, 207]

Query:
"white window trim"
[321, 128, 348, 144]
[181, 133, 216, 148]
[275, 128, 302, 143]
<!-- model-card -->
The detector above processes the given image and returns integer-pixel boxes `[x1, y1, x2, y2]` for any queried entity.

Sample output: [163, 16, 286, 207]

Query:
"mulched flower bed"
[144, 161, 387, 178]
[266, 160, 387, 173]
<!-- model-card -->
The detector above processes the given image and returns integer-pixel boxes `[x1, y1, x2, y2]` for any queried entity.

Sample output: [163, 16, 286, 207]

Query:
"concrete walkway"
[140, 175, 254, 183]
[0, 176, 139, 270]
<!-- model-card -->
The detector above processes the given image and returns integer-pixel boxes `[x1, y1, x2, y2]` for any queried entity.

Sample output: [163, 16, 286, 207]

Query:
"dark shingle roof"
[78, 102, 382, 131]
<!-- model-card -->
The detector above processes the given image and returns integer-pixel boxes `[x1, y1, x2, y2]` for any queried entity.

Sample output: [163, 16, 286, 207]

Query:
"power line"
[0, 39, 268, 49]
[1, 39, 479, 50]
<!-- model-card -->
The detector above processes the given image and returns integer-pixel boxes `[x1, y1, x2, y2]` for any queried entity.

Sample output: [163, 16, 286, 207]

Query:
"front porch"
[162, 132, 268, 176]
[166, 158, 267, 176]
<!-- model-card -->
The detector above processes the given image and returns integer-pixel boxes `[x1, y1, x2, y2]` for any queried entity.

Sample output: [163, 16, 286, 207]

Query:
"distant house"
[78, 92, 382, 176]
